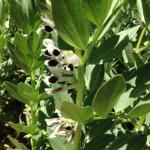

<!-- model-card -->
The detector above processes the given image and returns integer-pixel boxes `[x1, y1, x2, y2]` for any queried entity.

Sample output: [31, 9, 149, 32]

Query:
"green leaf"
[8, 0, 40, 33]
[84, 134, 115, 150]
[51, 0, 89, 49]
[92, 75, 126, 118]
[117, 26, 140, 40]
[8, 31, 43, 74]
[8, 122, 37, 134]
[114, 89, 136, 112]
[17, 83, 39, 105]
[88, 26, 140, 64]
[107, 134, 147, 150]
[8, 136, 29, 150]
[88, 35, 129, 64]
[60, 101, 93, 123]
[87, 119, 114, 138]
[28, 31, 42, 57]
[127, 134, 147, 150]
[0, 0, 8, 24]
[5, 81, 30, 106]
[8, 33, 32, 73]
[128, 101, 150, 118]
[20, 0, 33, 19]
[130, 61, 150, 97]
[137, 0, 150, 25]
[85, 64, 104, 106]
[0, 0, 3, 21]
[0, 35, 7, 63]
[83, 0, 113, 27]
[8, 0, 30, 33]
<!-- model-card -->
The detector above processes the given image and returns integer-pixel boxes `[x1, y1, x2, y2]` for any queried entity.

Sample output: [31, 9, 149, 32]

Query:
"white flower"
[63, 51, 80, 67]
[42, 18, 55, 30]
[41, 39, 79, 94]
[43, 39, 54, 47]
[45, 117, 77, 142]
[42, 39, 63, 58]
[44, 60, 62, 79]
[45, 84, 76, 95]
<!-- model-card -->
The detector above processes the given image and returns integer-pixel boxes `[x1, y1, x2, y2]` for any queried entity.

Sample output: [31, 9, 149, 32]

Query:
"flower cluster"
[42, 39, 79, 95]
[45, 116, 77, 142]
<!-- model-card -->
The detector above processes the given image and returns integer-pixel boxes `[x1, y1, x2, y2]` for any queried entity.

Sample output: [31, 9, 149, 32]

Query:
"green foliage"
[92, 75, 126, 118]
[128, 101, 150, 118]
[8, 31, 43, 75]
[83, 0, 113, 27]
[137, 0, 150, 26]
[8, 0, 40, 33]
[60, 101, 93, 124]
[5, 81, 39, 106]
[8, 122, 38, 134]
[8, 136, 29, 150]
[51, 0, 89, 49]
[1, 0, 150, 149]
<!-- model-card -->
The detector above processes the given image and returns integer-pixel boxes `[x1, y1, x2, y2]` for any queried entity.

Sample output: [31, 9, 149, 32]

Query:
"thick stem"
[30, 71, 38, 150]
[73, 64, 85, 150]
[76, 65, 85, 106]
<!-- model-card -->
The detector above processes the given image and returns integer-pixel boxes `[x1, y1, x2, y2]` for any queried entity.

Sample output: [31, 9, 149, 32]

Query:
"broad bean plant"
[1, 0, 150, 150]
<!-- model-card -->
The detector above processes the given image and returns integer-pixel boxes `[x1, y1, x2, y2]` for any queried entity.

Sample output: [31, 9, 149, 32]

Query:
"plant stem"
[73, 64, 85, 150]
[76, 65, 85, 106]
[31, 105, 37, 150]
[136, 28, 146, 53]
[30, 71, 38, 150]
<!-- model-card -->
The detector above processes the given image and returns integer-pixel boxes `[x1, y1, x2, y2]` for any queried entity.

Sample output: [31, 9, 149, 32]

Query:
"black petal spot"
[48, 76, 58, 83]
[44, 50, 51, 56]
[68, 64, 74, 71]
[65, 126, 72, 130]
[43, 25, 53, 32]
[122, 122, 134, 131]
[48, 60, 59, 67]
[53, 49, 61, 56]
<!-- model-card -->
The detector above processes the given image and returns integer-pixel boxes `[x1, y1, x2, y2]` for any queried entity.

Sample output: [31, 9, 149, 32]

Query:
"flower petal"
[63, 51, 80, 66]
[43, 39, 54, 47]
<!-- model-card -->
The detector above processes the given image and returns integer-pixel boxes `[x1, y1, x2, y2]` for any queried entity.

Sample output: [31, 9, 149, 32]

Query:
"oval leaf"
[60, 101, 93, 123]
[128, 102, 150, 118]
[88, 35, 129, 64]
[51, 0, 89, 49]
[4, 81, 30, 106]
[8, 122, 37, 134]
[92, 75, 126, 118]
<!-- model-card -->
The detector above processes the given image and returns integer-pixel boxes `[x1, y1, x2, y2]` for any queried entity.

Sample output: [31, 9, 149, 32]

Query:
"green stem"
[76, 65, 85, 106]
[31, 105, 37, 150]
[136, 28, 146, 53]
[73, 64, 85, 150]
[30, 71, 38, 150]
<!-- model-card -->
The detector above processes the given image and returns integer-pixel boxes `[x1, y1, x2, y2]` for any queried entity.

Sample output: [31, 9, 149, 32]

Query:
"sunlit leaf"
[60, 101, 93, 123]
[92, 75, 126, 118]
[51, 0, 89, 49]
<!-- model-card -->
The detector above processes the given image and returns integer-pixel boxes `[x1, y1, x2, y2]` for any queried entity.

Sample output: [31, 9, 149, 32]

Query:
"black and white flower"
[42, 38, 79, 95]
[42, 18, 55, 33]
[45, 116, 77, 142]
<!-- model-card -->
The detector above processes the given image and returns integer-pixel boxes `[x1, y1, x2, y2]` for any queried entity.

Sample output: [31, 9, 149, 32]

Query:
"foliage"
[1, 0, 150, 150]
